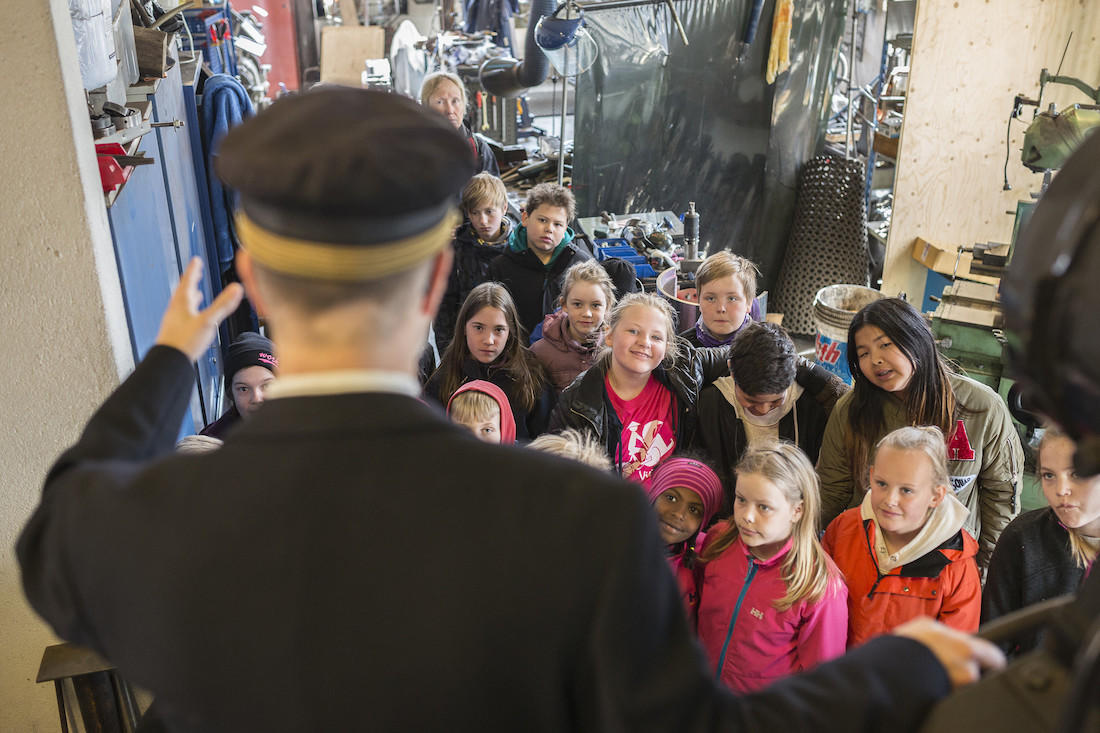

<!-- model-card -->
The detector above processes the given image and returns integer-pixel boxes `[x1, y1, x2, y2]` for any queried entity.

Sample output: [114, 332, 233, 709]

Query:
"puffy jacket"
[486, 226, 593, 336]
[530, 310, 604, 393]
[817, 371, 1022, 571]
[696, 530, 848, 693]
[547, 341, 730, 471]
[823, 505, 982, 648]
[695, 358, 848, 517]
[981, 507, 1090, 657]
[433, 219, 514, 355]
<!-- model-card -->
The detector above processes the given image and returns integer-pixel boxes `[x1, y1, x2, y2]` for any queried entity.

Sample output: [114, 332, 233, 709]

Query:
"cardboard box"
[911, 237, 1000, 286]
[320, 26, 385, 87]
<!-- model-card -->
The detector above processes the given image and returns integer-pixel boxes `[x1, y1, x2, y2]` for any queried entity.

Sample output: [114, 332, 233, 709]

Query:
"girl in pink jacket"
[696, 442, 848, 693]
[645, 456, 725, 618]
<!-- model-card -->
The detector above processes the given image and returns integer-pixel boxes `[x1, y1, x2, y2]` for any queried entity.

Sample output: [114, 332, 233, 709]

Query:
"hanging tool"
[765, 0, 793, 84]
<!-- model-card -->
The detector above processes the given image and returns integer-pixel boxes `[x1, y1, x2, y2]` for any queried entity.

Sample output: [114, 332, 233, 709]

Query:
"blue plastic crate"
[593, 240, 657, 278]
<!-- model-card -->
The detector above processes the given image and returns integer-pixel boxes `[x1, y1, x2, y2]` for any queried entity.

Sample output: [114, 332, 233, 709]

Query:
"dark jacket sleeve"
[476, 134, 499, 176]
[433, 267, 462, 356]
[17, 346, 195, 645]
[577, 485, 953, 732]
[692, 343, 731, 387]
[981, 518, 1024, 627]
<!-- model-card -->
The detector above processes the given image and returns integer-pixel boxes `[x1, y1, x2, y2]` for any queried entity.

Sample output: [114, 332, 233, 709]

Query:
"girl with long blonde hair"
[696, 441, 847, 692]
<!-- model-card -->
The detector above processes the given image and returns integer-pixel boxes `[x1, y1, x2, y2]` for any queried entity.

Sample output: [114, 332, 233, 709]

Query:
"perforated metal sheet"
[771, 153, 870, 335]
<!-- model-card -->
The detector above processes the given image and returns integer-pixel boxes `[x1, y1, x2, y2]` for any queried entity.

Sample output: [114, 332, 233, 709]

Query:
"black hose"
[479, 0, 555, 97]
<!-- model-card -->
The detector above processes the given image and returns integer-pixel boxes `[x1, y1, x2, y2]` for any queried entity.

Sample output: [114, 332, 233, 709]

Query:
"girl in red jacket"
[823, 426, 982, 648]
[696, 442, 848, 692]
[645, 456, 724, 616]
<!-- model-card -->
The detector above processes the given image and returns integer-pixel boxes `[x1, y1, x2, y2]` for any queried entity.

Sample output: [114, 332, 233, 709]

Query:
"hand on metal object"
[893, 617, 1007, 689]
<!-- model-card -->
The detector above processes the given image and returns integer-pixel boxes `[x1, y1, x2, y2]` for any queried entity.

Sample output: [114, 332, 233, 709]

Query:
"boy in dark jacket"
[487, 183, 593, 335]
[695, 321, 847, 512]
[434, 173, 516, 354]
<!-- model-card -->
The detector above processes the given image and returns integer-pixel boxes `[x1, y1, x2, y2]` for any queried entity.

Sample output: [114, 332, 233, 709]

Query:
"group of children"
[202, 132, 1096, 694]
[423, 170, 1096, 691]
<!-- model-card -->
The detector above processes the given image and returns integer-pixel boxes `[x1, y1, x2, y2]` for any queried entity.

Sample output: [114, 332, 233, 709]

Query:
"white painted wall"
[0, 0, 132, 729]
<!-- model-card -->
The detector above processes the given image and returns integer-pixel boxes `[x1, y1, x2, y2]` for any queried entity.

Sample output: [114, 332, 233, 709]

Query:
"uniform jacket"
[548, 341, 730, 470]
[18, 345, 958, 732]
[434, 218, 514, 355]
[817, 371, 1023, 570]
[696, 530, 849, 693]
[423, 355, 552, 440]
[486, 227, 592, 336]
[981, 507, 1090, 657]
[823, 499, 982, 648]
[695, 358, 847, 515]
[530, 309, 604, 393]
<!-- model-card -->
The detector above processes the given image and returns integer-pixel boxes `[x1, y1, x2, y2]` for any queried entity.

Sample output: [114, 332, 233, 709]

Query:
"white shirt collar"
[265, 370, 420, 400]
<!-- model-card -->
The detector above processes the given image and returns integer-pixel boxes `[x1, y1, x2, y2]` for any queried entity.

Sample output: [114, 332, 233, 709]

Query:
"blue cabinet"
[108, 56, 225, 438]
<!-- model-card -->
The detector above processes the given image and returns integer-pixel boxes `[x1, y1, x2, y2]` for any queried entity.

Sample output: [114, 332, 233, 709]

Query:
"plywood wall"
[882, 0, 1100, 301]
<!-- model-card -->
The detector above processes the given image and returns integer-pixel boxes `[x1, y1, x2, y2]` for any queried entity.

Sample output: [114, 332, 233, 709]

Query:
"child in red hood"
[447, 380, 517, 444]
[645, 457, 723, 617]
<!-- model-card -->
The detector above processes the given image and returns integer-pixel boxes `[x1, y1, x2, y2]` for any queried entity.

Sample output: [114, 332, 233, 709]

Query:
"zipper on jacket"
[862, 518, 887, 599]
[715, 560, 758, 678]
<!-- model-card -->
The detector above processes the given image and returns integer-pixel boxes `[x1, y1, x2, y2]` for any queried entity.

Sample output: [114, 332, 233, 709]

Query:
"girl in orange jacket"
[823, 426, 982, 647]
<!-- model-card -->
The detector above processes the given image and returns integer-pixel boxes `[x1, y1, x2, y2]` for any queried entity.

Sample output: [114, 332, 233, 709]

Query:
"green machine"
[929, 64, 1099, 510]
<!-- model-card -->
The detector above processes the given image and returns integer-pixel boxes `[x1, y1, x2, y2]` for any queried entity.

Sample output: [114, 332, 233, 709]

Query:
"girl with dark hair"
[424, 282, 552, 439]
[816, 297, 1023, 572]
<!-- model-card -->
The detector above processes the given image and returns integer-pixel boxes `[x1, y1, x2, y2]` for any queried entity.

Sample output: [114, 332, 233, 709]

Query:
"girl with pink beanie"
[646, 456, 725, 617]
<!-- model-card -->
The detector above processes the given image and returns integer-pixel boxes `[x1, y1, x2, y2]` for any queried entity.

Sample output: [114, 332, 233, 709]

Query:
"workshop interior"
[4, 0, 1100, 730]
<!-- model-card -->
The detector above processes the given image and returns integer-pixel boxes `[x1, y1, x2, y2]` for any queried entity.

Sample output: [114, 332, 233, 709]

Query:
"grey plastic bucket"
[812, 284, 886, 384]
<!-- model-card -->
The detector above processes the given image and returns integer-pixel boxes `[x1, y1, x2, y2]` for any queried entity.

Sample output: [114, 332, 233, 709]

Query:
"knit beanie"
[225, 332, 278, 384]
[647, 458, 724, 528]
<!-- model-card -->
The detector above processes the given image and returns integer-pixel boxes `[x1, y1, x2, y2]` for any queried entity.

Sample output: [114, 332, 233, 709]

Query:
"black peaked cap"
[215, 88, 475, 243]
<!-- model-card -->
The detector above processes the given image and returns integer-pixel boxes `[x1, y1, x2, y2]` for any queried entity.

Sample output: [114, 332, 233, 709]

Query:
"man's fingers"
[969, 636, 1007, 672]
[203, 283, 245, 325]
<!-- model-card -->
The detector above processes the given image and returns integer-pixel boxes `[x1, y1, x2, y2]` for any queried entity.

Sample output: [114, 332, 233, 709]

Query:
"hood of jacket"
[860, 490, 971, 572]
[507, 225, 577, 266]
[447, 378, 518, 444]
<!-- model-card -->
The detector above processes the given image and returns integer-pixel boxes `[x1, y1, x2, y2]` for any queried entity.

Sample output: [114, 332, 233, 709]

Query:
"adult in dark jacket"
[694, 322, 848, 514]
[487, 182, 593, 335]
[18, 88, 1002, 733]
[420, 70, 499, 175]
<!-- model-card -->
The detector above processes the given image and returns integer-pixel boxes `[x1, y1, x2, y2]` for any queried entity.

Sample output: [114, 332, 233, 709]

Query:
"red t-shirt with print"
[606, 374, 677, 486]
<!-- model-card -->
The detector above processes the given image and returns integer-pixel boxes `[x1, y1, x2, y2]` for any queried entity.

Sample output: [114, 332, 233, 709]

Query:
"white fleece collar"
[860, 490, 970, 572]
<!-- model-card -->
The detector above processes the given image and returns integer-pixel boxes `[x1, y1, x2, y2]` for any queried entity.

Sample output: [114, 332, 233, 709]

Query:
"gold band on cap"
[235, 208, 460, 280]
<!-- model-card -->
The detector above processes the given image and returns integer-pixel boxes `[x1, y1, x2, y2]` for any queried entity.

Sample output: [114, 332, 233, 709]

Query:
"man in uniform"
[18, 89, 1001, 732]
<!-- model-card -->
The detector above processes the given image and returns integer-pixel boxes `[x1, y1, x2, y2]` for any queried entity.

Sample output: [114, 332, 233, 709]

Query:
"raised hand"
[893, 617, 1006, 688]
[155, 258, 245, 362]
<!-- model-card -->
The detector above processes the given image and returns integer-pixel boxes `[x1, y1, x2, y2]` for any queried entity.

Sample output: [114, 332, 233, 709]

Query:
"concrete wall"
[0, 0, 132, 728]
[883, 0, 1100, 299]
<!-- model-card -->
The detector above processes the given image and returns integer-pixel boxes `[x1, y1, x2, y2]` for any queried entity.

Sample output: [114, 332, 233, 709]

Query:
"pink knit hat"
[647, 458, 724, 527]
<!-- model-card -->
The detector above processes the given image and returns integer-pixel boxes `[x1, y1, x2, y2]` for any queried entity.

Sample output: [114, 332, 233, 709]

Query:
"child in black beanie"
[199, 332, 278, 439]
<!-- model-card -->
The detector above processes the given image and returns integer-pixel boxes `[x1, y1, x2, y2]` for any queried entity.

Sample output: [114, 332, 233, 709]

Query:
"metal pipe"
[576, 0, 689, 45]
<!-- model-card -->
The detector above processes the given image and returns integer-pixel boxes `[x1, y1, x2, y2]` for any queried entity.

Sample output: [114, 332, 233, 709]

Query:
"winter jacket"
[695, 358, 848, 517]
[199, 404, 242, 440]
[696, 530, 849, 693]
[669, 545, 701, 620]
[982, 507, 1091, 657]
[486, 227, 593, 336]
[424, 356, 553, 440]
[817, 371, 1022, 571]
[548, 341, 730, 471]
[462, 124, 499, 176]
[823, 494, 982, 648]
[530, 310, 604, 393]
[434, 219, 515, 355]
